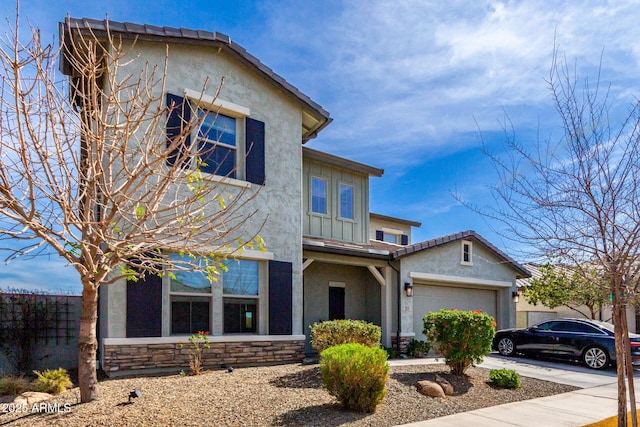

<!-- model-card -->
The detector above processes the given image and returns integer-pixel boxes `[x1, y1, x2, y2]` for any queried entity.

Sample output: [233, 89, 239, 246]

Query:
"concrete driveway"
[479, 353, 619, 388]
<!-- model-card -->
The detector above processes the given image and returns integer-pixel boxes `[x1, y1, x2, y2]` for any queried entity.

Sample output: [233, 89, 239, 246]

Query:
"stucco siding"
[102, 40, 305, 339]
[303, 261, 382, 353]
[399, 239, 518, 333]
[370, 217, 412, 244]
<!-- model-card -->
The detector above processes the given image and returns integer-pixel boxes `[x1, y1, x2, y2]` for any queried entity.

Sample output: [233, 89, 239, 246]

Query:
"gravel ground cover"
[1, 363, 577, 426]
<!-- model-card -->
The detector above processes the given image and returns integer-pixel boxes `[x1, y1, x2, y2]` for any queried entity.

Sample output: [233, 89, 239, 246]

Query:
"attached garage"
[412, 283, 497, 341]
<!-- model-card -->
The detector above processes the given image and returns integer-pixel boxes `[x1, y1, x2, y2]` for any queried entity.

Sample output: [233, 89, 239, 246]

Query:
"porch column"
[381, 266, 393, 347]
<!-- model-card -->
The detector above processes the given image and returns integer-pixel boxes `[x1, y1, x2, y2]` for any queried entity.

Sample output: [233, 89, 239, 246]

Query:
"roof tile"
[144, 24, 165, 36]
[123, 22, 145, 34]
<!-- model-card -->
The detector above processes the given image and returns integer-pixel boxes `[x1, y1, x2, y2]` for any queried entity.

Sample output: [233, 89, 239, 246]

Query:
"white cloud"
[262, 0, 640, 167]
[0, 258, 81, 295]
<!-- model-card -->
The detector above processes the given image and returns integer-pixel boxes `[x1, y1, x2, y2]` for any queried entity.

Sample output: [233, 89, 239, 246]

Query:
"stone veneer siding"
[102, 339, 305, 377]
[391, 335, 412, 354]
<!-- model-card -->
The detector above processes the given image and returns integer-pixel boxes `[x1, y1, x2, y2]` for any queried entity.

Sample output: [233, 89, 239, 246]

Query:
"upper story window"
[375, 229, 409, 245]
[166, 92, 266, 186]
[461, 240, 473, 266]
[311, 177, 328, 214]
[197, 111, 237, 178]
[383, 233, 399, 244]
[339, 183, 353, 219]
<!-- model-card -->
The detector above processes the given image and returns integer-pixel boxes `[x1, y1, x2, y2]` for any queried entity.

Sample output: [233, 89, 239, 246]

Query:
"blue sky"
[1, 0, 639, 294]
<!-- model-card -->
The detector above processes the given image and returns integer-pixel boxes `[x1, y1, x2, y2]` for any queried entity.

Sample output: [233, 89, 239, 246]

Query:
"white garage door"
[413, 284, 497, 341]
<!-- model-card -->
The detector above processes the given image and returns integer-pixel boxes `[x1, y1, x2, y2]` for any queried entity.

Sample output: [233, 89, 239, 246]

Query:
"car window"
[536, 321, 561, 331]
[553, 321, 605, 334]
[570, 322, 605, 334]
[552, 321, 575, 332]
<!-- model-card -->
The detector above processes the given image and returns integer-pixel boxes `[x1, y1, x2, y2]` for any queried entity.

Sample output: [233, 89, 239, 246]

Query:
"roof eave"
[59, 18, 331, 141]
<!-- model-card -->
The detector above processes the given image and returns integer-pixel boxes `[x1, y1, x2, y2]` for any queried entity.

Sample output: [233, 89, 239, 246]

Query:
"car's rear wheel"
[583, 346, 610, 370]
[497, 337, 516, 356]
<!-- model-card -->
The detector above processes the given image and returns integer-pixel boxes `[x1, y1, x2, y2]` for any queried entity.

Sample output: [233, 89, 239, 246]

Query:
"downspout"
[388, 259, 401, 353]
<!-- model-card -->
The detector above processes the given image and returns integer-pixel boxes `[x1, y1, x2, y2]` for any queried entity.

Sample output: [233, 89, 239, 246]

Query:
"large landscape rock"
[13, 392, 52, 406]
[416, 380, 445, 398]
[435, 375, 454, 396]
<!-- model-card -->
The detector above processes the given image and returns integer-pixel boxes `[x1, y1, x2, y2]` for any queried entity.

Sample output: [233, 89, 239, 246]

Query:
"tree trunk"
[78, 283, 99, 403]
[613, 288, 628, 427]
[621, 302, 638, 427]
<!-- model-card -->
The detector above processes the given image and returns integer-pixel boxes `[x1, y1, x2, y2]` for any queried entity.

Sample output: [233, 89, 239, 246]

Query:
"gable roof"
[392, 230, 531, 278]
[59, 17, 331, 142]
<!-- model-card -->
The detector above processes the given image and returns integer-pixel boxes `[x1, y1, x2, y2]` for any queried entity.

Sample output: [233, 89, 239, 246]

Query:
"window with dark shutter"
[376, 230, 384, 241]
[245, 117, 265, 185]
[401, 234, 409, 245]
[127, 273, 162, 337]
[268, 260, 292, 335]
[166, 93, 191, 168]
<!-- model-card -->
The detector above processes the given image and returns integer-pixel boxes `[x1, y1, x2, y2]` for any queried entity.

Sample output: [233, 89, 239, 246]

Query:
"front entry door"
[329, 286, 345, 320]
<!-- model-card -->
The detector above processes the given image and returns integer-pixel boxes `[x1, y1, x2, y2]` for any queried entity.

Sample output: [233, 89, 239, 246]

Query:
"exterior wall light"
[512, 291, 520, 304]
[404, 282, 413, 297]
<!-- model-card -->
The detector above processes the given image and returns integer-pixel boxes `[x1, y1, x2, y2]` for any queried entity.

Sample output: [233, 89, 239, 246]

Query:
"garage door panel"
[413, 284, 496, 341]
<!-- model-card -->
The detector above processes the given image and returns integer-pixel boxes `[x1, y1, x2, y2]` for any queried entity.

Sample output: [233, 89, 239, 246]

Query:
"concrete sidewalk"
[391, 355, 635, 427]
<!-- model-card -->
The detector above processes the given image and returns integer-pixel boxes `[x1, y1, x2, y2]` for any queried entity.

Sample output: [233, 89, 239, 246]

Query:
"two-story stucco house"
[60, 18, 529, 377]
[301, 145, 530, 352]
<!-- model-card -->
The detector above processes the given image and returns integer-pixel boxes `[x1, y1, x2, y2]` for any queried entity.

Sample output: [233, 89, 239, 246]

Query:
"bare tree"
[0, 13, 264, 402]
[467, 47, 640, 426]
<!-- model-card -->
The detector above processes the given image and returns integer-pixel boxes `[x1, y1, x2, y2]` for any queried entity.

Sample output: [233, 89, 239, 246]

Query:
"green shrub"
[407, 339, 431, 358]
[489, 369, 521, 389]
[423, 309, 496, 375]
[381, 345, 399, 359]
[32, 368, 73, 395]
[319, 343, 389, 412]
[0, 375, 30, 395]
[310, 319, 381, 354]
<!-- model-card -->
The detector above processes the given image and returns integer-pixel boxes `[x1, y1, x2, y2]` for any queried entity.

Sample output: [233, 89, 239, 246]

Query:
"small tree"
[525, 263, 609, 319]
[0, 11, 263, 402]
[467, 47, 640, 426]
[423, 309, 495, 375]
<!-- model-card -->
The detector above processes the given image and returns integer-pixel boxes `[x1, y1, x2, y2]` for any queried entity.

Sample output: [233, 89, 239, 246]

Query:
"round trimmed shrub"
[423, 309, 496, 375]
[489, 368, 521, 389]
[310, 319, 381, 354]
[319, 343, 389, 412]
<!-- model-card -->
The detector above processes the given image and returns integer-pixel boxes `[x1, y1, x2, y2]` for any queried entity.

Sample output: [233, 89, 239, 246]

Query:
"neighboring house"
[516, 263, 637, 333]
[60, 18, 529, 377]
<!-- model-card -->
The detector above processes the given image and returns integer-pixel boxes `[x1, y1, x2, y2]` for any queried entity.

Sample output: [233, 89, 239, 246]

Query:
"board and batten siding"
[302, 158, 369, 244]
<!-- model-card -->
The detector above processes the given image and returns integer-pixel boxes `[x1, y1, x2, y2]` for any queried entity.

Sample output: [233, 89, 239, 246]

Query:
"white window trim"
[184, 88, 250, 118]
[338, 182, 354, 221]
[310, 176, 329, 216]
[460, 240, 473, 266]
[329, 281, 345, 288]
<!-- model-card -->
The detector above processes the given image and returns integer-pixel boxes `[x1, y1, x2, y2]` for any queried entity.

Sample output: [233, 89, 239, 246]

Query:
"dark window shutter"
[166, 93, 191, 168]
[127, 274, 162, 337]
[401, 234, 409, 245]
[376, 230, 384, 241]
[245, 117, 265, 185]
[269, 260, 292, 335]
